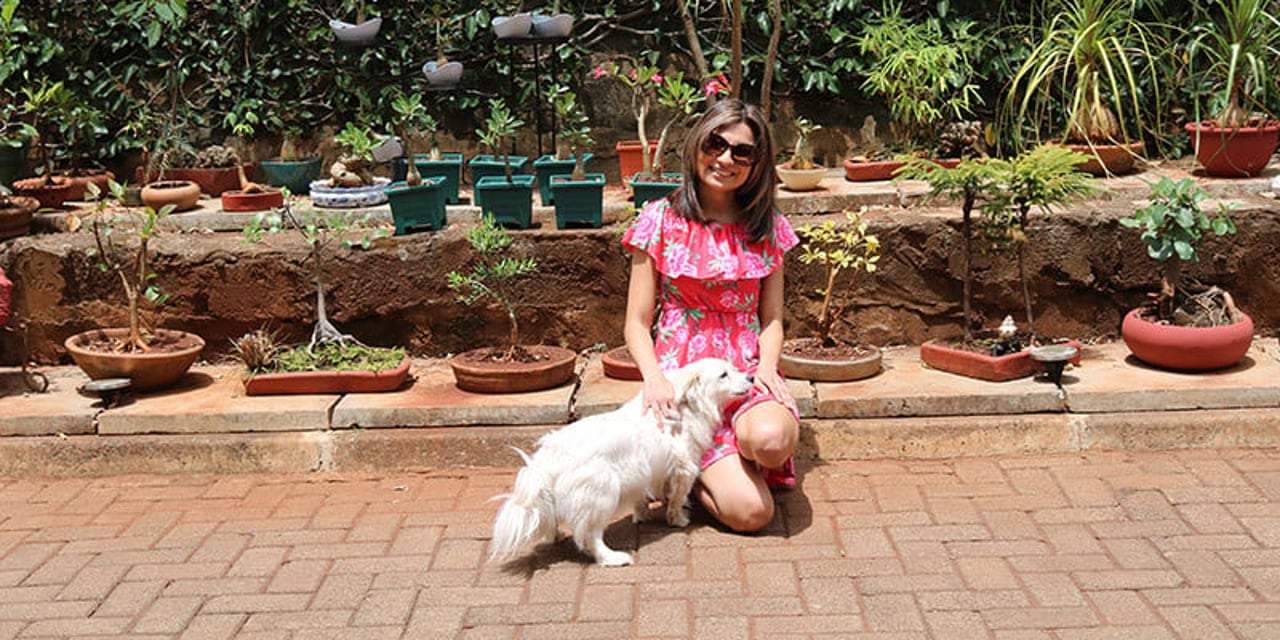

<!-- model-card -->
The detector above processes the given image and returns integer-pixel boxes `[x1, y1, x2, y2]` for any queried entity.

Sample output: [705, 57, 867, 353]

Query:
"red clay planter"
[921, 338, 1083, 382]
[220, 188, 284, 212]
[1121, 308, 1254, 372]
[1185, 120, 1280, 178]
[243, 356, 411, 395]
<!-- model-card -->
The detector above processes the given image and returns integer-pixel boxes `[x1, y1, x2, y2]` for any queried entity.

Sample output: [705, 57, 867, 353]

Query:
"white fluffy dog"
[489, 358, 754, 566]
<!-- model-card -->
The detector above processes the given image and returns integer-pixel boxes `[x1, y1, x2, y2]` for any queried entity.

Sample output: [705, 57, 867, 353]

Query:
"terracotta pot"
[243, 356, 411, 395]
[776, 162, 827, 191]
[220, 188, 284, 212]
[779, 343, 883, 382]
[601, 345, 641, 381]
[920, 338, 1083, 382]
[64, 328, 205, 392]
[450, 345, 577, 393]
[56, 169, 114, 202]
[12, 176, 73, 209]
[1060, 141, 1144, 176]
[0, 196, 39, 240]
[616, 140, 660, 183]
[141, 180, 201, 212]
[1120, 308, 1253, 372]
[1185, 120, 1280, 178]
[136, 165, 247, 196]
[843, 158, 960, 182]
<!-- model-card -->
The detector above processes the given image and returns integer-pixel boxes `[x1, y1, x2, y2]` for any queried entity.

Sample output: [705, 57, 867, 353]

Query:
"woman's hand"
[641, 375, 676, 418]
[754, 367, 793, 404]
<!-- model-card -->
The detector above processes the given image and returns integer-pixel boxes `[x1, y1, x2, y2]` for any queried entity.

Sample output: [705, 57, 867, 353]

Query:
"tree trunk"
[760, 0, 782, 122]
[729, 0, 743, 100]
[678, 0, 712, 105]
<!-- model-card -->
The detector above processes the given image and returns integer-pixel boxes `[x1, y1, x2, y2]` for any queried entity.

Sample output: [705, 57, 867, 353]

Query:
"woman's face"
[697, 121, 757, 196]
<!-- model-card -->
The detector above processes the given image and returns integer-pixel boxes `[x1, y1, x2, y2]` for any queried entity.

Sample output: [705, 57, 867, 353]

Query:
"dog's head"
[670, 358, 754, 419]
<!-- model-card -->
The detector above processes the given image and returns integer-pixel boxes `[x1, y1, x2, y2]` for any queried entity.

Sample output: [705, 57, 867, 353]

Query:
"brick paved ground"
[5, 449, 1280, 638]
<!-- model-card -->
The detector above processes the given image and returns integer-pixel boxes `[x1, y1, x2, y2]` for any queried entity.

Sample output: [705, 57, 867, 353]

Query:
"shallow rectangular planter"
[549, 173, 605, 229]
[533, 153, 592, 205]
[413, 153, 464, 204]
[475, 175, 536, 229]
[243, 356, 411, 395]
[387, 177, 447, 234]
[920, 338, 1083, 382]
[468, 155, 528, 207]
[629, 173, 682, 210]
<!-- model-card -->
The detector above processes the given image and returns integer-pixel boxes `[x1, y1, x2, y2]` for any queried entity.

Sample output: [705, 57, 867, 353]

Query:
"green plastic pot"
[468, 155, 528, 207]
[413, 153, 464, 204]
[533, 153, 593, 206]
[549, 173, 606, 229]
[630, 173, 683, 210]
[259, 156, 323, 194]
[474, 175, 535, 229]
[387, 177, 447, 234]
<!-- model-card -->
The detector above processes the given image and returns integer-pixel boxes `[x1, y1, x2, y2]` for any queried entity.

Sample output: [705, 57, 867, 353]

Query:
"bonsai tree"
[980, 145, 1097, 338]
[794, 208, 881, 348]
[447, 213, 539, 361]
[1119, 177, 1241, 326]
[591, 57, 664, 176]
[1185, 0, 1280, 129]
[786, 117, 821, 170]
[18, 78, 72, 185]
[328, 122, 380, 187]
[391, 93, 437, 186]
[648, 70, 711, 177]
[76, 179, 176, 352]
[552, 89, 592, 181]
[476, 98, 523, 183]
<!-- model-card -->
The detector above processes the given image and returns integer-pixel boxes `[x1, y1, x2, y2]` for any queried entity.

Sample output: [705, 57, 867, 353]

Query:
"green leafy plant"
[447, 213, 539, 359]
[650, 70, 711, 177]
[787, 117, 821, 170]
[391, 93, 437, 186]
[552, 88, 592, 181]
[1184, 0, 1280, 128]
[19, 77, 72, 183]
[76, 179, 176, 352]
[328, 122, 380, 187]
[476, 98, 523, 183]
[794, 207, 880, 346]
[1119, 177, 1241, 326]
[592, 57, 664, 176]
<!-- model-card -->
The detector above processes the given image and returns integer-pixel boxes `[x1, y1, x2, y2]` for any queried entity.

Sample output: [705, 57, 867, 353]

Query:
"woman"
[622, 98, 801, 532]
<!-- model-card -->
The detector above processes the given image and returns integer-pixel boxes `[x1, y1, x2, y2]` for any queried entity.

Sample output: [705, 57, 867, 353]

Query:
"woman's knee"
[737, 415, 797, 468]
[714, 492, 774, 532]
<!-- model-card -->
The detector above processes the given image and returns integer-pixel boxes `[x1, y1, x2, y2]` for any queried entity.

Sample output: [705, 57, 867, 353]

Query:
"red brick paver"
[6, 450, 1280, 638]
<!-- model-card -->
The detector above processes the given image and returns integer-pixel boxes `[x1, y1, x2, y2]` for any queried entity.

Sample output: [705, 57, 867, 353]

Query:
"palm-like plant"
[1185, 0, 1280, 128]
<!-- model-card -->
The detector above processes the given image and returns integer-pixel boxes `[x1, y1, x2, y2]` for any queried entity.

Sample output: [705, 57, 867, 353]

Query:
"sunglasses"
[700, 132, 758, 166]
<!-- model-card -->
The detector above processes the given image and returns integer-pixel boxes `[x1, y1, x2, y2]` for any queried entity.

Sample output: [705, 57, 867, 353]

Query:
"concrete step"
[1, 340, 1278, 477]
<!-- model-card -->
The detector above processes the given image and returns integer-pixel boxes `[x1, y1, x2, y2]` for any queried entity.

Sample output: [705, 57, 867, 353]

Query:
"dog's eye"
[720, 372, 729, 379]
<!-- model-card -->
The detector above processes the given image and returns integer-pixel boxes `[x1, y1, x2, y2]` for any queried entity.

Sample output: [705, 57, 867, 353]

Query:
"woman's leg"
[695, 401, 800, 532]
[733, 401, 800, 470]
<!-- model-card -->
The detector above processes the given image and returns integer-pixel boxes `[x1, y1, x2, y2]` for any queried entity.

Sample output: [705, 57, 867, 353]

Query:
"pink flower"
[704, 74, 730, 97]
[592, 64, 609, 80]
[629, 68, 638, 81]
[652, 74, 664, 84]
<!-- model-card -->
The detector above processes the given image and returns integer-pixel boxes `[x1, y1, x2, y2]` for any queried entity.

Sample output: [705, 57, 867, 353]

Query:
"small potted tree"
[533, 87, 593, 206]
[386, 93, 448, 234]
[546, 90, 606, 229]
[408, 102, 464, 205]
[236, 195, 407, 394]
[469, 99, 529, 210]
[309, 122, 391, 208]
[780, 208, 883, 381]
[62, 180, 205, 391]
[219, 108, 284, 213]
[422, 6, 463, 87]
[776, 116, 826, 191]
[629, 70, 709, 208]
[10, 78, 74, 209]
[471, 99, 535, 228]
[1119, 176, 1251, 371]
[591, 57, 662, 183]
[447, 213, 577, 393]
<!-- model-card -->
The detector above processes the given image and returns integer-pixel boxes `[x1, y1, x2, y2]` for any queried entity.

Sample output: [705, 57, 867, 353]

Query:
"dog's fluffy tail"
[489, 451, 557, 562]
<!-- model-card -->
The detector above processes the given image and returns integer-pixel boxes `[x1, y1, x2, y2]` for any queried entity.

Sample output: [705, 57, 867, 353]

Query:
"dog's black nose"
[746, 375, 754, 384]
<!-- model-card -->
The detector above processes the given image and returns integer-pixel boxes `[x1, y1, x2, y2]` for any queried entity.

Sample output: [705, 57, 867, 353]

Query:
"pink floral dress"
[622, 198, 801, 484]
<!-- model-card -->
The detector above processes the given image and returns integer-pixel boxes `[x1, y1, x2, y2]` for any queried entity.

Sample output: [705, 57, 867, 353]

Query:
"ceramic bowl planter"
[64, 328, 205, 392]
[533, 153, 592, 205]
[601, 345, 641, 381]
[450, 345, 577, 393]
[1185, 121, 1280, 178]
[468, 155, 528, 207]
[475, 175, 536, 229]
[1121, 308, 1254, 372]
[330, 17, 382, 45]
[136, 165, 248, 196]
[1063, 141, 1144, 176]
[776, 162, 827, 191]
[142, 180, 201, 212]
[491, 13, 532, 39]
[920, 337, 1083, 382]
[549, 173, 605, 229]
[422, 60, 463, 87]
[630, 173, 682, 210]
[12, 176, 73, 209]
[531, 13, 573, 37]
[0, 196, 39, 240]
[779, 342, 883, 382]
[243, 355, 411, 395]
[413, 153, 463, 204]
[616, 140, 659, 183]
[259, 156, 323, 194]
[843, 158, 906, 182]
[308, 177, 390, 208]
[220, 188, 284, 212]
[387, 177, 447, 234]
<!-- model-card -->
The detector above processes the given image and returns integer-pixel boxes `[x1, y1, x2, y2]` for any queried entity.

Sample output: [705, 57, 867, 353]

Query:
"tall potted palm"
[1183, 0, 1280, 177]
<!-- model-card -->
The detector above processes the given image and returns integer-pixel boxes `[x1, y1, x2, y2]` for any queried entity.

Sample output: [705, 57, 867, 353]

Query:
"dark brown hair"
[668, 99, 778, 244]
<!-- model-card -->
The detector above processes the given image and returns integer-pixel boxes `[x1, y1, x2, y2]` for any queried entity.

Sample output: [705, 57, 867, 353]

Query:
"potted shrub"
[218, 108, 283, 213]
[62, 180, 205, 392]
[469, 98, 529, 210]
[780, 207, 884, 381]
[128, 111, 201, 213]
[533, 88, 594, 207]
[10, 78, 74, 209]
[52, 100, 112, 202]
[309, 122, 391, 209]
[627, 70, 711, 208]
[447, 212, 577, 393]
[238, 196, 407, 395]
[472, 99, 536, 228]
[776, 116, 826, 191]
[1119, 176, 1251, 371]
[546, 89, 606, 229]
[1183, 0, 1280, 177]
[386, 93, 448, 234]
[258, 127, 323, 195]
[591, 57, 662, 183]
[422, 7, 463, 87]
[0, 1, 31, 189]
[845, 2, 981, 181]
[1005, 0, 1165, 175]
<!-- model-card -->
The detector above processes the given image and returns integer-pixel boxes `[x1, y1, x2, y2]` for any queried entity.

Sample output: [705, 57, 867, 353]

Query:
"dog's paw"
[667, 507, 691, 528]
[596, 550, 634, 566]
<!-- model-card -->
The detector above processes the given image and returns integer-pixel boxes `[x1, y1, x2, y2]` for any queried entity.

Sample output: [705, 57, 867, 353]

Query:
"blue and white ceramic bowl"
[309, 177, 391, 208]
